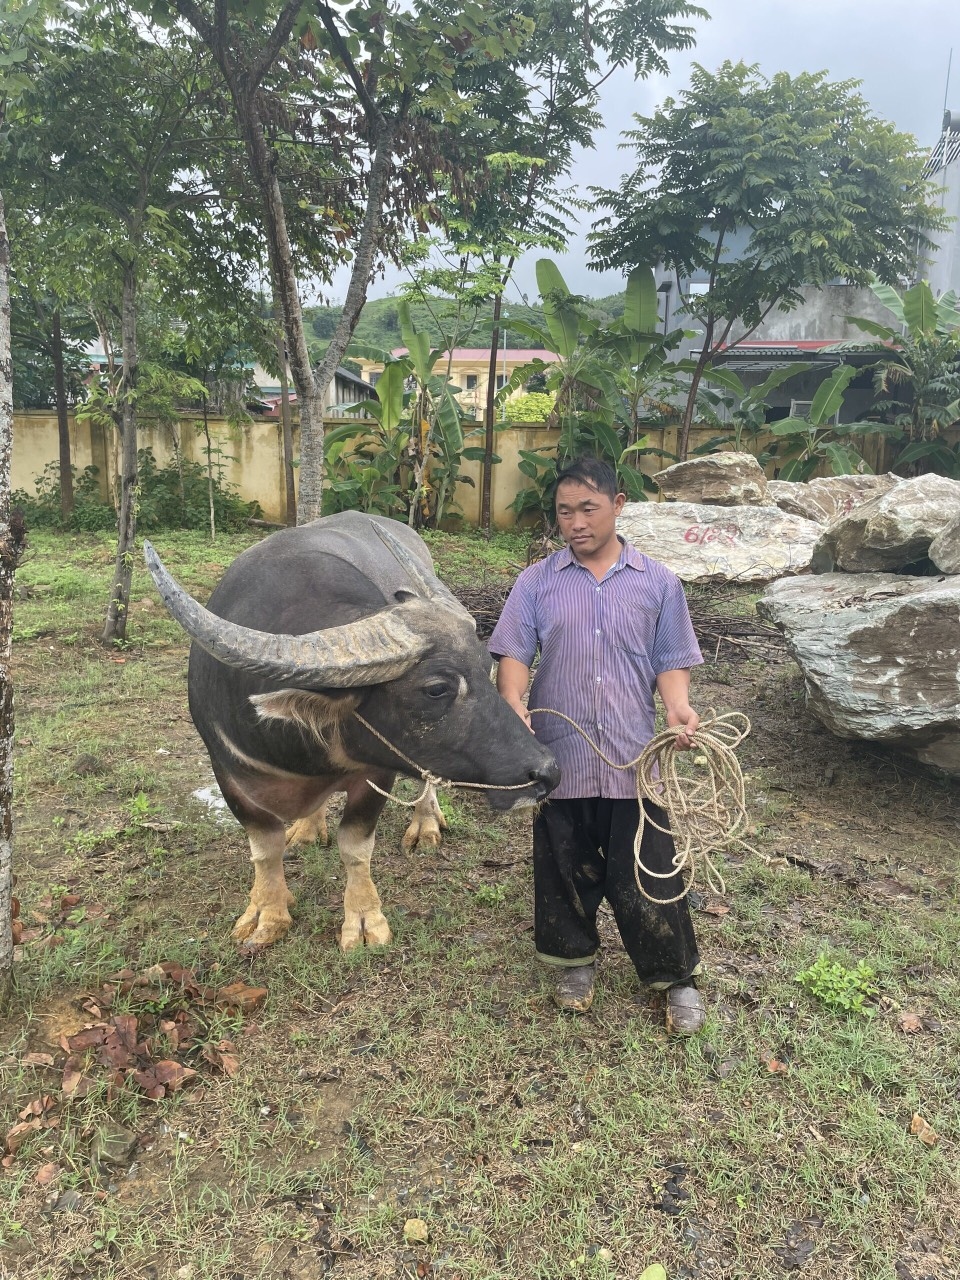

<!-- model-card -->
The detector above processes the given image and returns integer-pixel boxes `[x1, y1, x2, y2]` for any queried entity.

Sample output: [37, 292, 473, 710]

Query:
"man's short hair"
[553, 456, 619, 502]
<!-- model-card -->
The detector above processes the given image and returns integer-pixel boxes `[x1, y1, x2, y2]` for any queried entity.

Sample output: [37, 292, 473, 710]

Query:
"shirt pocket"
[606, 603, 658, 660]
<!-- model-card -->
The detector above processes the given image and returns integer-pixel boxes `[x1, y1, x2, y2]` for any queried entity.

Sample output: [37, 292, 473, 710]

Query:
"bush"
[506, 392, 555, 423]
[12, 449, 261, 534]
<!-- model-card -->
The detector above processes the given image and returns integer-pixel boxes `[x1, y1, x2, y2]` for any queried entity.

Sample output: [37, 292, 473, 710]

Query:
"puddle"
[191, 783, 234, 825]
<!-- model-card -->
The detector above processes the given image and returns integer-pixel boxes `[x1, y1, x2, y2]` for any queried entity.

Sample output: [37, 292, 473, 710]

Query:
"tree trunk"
[300, 120, 395, 523]
[51, 309, 74, 521]
[201, 400, 216, 541]
[275, 321, 296, 526]
[480, 285, 504, 535]
[679, 320, 715, 462]
[0, 189, 25, 1003]
[102, 262, 138, 645]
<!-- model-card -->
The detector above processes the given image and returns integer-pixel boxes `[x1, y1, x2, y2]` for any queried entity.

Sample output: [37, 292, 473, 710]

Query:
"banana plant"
[829, 278, 960, 474]
[499, 259, 688, 525]
[691, 362, 812, 463]
[331, 303, 477, 527]
[766, 364, 885, 480]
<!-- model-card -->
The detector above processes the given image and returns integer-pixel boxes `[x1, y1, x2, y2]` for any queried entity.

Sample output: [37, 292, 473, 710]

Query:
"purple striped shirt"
[489, 539, 704, 799]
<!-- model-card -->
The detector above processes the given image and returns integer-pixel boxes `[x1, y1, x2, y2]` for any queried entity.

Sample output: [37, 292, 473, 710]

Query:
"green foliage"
[693, 362, 812, 465]
[13, 449, 259, 533]
[832, 279, 960, 474]
[764, 365, 882, 480]
[499, 259, 688, 525]
[590, 61, 949, 450]
[327, 306, 482, 526]
[795, 954, 879, 1017]
[506, 391, 555, 422]
[13, 462, 116, 532]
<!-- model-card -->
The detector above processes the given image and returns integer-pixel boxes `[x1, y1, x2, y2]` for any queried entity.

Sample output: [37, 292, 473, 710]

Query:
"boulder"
[812, 474, 960, 573]
[766, 474, 901, 525]
[653, 452, 770, 506]
[758, 573, 960, 775]
[929, 514, 960, 574]
[618, 500, 821, 583]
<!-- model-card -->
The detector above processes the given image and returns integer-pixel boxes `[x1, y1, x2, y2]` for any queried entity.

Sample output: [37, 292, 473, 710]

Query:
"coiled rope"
[532, 708, 754, 904]
[353, 707, 754, 906]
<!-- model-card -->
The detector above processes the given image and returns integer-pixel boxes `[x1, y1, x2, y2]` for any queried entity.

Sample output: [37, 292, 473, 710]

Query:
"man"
[488, 456, 705, 1034]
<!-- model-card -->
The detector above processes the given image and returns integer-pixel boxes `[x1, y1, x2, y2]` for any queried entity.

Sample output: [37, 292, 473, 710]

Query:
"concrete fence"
[12, 410, 893, 530]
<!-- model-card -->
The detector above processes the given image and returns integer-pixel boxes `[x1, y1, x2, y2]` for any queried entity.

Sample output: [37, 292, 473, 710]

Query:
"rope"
[531, 708, 753, 904]
[352, 707, 755, 905]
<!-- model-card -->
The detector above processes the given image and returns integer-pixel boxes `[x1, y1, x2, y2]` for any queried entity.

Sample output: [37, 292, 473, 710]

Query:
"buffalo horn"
[372, 519, 472, 618]
[143, 541, 429, 688]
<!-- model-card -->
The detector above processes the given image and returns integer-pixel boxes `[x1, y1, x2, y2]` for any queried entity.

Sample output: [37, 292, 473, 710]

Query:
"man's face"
[554, 480, 626, 558]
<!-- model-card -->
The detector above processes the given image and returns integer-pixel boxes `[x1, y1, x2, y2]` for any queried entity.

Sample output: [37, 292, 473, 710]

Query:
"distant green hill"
[305, 290, 626, 363]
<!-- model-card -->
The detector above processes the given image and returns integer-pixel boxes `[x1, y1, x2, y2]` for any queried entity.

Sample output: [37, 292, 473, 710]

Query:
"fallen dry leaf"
[897, 1012, 924, 1035]
[61, 1059, 93, 1099]
[910, 1113, 939, 1147]
[4, 1119, 42, 1157]
[18, 1096, 56, 1120]
[214, 982, 268, 1014]
[35, 1161, 60, 1186]
[21, 1052, 56, 1068]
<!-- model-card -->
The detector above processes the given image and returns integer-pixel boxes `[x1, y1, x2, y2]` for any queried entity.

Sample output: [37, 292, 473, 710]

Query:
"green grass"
[0, 527, 958, 1280]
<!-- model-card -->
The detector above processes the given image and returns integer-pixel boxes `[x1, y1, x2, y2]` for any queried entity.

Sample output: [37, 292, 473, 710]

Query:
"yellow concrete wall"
[11, 411, 922, 531]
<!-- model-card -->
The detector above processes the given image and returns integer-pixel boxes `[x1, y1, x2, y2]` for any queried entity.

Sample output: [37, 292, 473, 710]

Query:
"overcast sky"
[321, 0, 959, 308]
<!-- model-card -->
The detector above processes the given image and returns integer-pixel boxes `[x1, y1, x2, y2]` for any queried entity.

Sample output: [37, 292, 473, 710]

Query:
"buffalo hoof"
[232, 900, 294, 948]
[340, 911, 392, 951]
[285, 810, 330, 849]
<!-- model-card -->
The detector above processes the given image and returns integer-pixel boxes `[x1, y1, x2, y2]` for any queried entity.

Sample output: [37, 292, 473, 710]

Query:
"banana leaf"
[624, 266, 657, 334]
[536, 258, 582, 359]
[808, 365, 857, 425]
[902, 280, 937, 338]
[869, 280, 906, 323]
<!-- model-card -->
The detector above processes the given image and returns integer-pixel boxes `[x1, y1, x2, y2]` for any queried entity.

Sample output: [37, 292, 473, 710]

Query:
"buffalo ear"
[250, 687, 359, 731]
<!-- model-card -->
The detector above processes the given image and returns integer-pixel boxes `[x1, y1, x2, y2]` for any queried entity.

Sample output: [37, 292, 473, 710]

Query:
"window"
[465, 374, 478, 390]
[496, 374, 507, 390]
[368, 371, 381, 387]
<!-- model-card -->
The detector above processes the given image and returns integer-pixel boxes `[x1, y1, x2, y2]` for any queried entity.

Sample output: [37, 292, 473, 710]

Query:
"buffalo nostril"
[532, 763, 561, 788]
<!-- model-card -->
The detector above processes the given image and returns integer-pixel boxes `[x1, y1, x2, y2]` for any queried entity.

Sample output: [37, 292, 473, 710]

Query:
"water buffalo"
[144, 512, 559, 950]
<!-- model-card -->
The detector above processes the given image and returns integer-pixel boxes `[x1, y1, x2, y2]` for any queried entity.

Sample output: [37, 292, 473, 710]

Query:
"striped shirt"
[489, 539, 703, 799]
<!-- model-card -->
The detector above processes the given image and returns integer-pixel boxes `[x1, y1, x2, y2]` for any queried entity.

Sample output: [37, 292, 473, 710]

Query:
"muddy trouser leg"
[533, 797, 608, 967]
[602, 798, 701, 988]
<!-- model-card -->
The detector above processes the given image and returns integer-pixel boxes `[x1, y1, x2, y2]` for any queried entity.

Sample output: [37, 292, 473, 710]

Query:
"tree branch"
[314, 0, 384, 129]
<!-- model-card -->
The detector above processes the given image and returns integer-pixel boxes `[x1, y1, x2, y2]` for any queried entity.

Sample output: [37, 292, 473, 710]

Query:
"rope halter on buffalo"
[353, 707, 755, 906]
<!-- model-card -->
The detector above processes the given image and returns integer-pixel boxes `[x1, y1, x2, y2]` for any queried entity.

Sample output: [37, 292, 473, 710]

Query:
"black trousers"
[532, 796, 701, 988]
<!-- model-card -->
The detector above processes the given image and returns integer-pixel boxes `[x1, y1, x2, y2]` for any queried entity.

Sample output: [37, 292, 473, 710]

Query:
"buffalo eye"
[423, 680, 451, 700]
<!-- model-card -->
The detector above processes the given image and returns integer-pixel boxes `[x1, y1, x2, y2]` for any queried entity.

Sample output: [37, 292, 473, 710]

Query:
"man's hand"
[666, 704, 700, 751]
[657, 668, 699, 750]
[508, 700, 533, 731]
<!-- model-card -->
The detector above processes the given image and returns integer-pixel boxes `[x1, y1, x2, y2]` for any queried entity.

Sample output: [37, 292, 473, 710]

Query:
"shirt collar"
[554, 536, 646, 573]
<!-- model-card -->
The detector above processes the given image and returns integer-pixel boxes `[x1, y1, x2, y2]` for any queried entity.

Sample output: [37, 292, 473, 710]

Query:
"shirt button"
[595, 628, 601, 636]
[596, 676, 602, 683]
[595, 586, 601, 593]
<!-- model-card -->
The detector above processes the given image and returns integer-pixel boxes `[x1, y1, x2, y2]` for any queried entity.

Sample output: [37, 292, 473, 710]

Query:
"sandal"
[665, 983, 705, 1036]
[554, 963, 596, 1013]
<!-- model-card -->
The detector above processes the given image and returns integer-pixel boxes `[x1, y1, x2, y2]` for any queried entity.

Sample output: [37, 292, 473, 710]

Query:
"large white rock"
[758, 573, 960, 775]
[618, 500, 821, 583]
[928, 514, 960, 574]
[812, 474, 960, 572]
[653, 452, 771, 506]
[766, 474, 901, 525]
